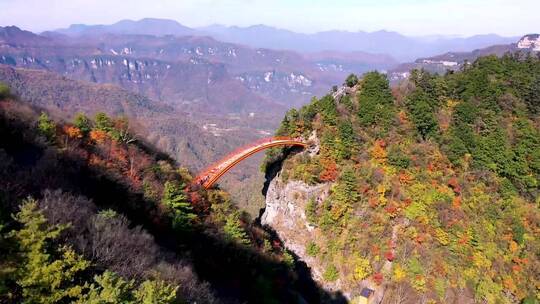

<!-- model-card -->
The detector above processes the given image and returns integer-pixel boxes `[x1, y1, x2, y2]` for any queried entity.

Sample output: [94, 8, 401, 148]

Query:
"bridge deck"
[193, 136, 307, 189]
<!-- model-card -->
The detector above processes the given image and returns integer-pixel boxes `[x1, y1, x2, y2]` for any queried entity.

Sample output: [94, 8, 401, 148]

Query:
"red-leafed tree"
[447, 177, 461, 194]
[319, 159, 338, 182]
[385, 251, 395, 262]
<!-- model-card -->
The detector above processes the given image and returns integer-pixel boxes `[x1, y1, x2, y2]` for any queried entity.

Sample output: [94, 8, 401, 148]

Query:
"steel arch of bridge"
[193, 136, 307, 189]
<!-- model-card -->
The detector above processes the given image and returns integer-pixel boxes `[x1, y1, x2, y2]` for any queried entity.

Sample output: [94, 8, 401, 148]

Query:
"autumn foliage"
[63, 125, 83, 138]
[89, 129, 108, 143]
[264, 55, 540, 303]
[0, 99, 314, 303]
[319, 158, 338, 182]
[371, 139, 387, 163]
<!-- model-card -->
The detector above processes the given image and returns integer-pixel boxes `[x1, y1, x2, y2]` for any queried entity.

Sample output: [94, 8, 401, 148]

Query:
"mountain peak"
[517, 34, 540, 51]
[0, 25, 29, 36]
[0, 25, 50, 45]
[115, 18, 183, 26]
[57, 18, 195, 37]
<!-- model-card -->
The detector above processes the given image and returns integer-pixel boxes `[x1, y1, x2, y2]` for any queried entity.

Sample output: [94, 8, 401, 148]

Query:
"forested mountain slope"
[262, 54, 540, 303]
[0, 63, 225, 170]
[0, 91, 345, 303]
[0, 63, 270, 216]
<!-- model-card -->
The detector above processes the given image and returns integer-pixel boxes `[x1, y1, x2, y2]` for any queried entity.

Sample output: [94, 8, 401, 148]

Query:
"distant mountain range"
[55, 18, 196, 37]
[389, 34, 540, 82]
[198, 24, 519, 61]
[1, 26, 295, 112]
[0, 24, 400, 113]
[54, 18, 517, 61]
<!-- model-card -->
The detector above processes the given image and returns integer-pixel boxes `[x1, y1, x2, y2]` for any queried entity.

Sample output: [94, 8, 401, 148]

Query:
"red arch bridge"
[193, 136, 308, 189]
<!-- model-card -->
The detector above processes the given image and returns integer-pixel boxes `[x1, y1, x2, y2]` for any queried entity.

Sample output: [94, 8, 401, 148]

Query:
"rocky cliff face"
[517, 34, 540, 51]
[261, 164, 387, 302]
[261, 176, 334, 284]
[260, 131, 376, 301]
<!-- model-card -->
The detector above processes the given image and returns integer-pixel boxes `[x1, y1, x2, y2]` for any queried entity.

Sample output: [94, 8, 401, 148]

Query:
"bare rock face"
[261, 161, 393, 303]
[260, 130, 381, 301]
[261, 176, 332, 285]
[517, 34, 540, 51]
[261, 129, 352, 296]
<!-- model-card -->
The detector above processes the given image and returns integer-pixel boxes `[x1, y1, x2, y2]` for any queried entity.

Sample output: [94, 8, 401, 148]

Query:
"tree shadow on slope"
[0, 109, 347, 303]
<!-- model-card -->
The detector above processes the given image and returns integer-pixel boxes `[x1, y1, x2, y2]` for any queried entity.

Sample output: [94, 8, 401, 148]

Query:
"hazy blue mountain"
[54, 19, 517, 61]
[0, 25, 52, 45]
[198, 24, 312, 51]
[198, 24, 517, 61]
[426, 33, 521, 54]
[56, 18, 196, 37]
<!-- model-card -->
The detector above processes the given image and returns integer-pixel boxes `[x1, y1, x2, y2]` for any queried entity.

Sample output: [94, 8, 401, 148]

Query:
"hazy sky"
[0, 0, 538, 36]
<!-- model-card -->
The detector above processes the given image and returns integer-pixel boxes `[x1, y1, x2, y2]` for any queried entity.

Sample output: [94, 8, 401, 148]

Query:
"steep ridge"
[0, 64, 225, 172]
[0, 92, 348, 303]
[261, 55, 540, 303]
[0, 96, 219, 303]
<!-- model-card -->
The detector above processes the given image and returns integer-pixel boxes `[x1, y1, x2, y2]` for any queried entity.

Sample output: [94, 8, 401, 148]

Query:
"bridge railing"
[193, 136, 306, 185]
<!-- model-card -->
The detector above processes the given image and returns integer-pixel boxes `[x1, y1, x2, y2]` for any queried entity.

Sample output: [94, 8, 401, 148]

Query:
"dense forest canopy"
[266, 53, 540, 303]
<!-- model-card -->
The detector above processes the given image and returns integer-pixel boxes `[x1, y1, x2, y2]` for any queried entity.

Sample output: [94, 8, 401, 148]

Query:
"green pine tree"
[76, 271, 177, 304]
[357, 71, 395, 130]
[162, 181, 196, 231]
[0, 82, 10, 99]
[38, 112, 56, 142]
[78, 271, 135, 303]
[11, 198, 90, 303]
[337, 120, 355, 159]
[406, 88, 439, 139]
[345, 73, 359, 87]
[134, 279, 178, 304]
[223, 213, 250, 245]
[315, 95, 339, 126]
[94, 112, 113, 132]
[525, 75, 540, 114]
[73, 113, 92, 134]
